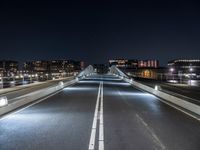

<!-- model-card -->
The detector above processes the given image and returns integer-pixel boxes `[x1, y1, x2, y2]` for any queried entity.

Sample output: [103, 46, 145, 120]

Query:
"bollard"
[59, 81, 64, 88]
[0, 96, 8, 107]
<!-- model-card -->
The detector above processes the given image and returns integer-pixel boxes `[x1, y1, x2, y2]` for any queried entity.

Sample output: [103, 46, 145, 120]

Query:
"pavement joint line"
[136, 114, 166, 150]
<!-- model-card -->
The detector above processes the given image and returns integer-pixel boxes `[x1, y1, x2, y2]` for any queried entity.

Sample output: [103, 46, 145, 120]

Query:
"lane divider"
[89, 81, 104, 150]
[88, 82, 101, 150]
[99, 81, 104, 150]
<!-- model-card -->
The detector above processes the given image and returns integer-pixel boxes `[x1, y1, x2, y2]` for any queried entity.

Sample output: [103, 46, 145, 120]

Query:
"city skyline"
[1, 1, 200, 150]
[0, 0, 200, 65]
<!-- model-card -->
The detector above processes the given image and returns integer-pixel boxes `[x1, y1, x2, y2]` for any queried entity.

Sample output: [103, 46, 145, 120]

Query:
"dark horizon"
[1, 0, 200, 66]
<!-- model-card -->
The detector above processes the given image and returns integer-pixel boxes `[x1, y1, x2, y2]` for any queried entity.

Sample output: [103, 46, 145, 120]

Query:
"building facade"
[108, 59, 138, 69]
[24, 60, 84, 77]
[0, 60, 18, 77]
[24, 60, 49, 74]
[109, 59, 128, 68]
[138, 60, 159, 68]
[133, 67, 167, 80]
[168, 59, 200, 77]
[109, 59, 158, 69]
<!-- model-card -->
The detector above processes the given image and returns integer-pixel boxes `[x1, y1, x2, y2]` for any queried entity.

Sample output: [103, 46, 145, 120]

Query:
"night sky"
[0, 0, 200, 66]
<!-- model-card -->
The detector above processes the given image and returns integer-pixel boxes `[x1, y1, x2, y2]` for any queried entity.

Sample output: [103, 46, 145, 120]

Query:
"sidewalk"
[134, 78, 200, 105]
[0, 77, 74, 95]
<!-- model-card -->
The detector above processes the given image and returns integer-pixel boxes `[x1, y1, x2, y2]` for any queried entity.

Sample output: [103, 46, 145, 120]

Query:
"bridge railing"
[109, 66, 200, 117]
[76, 65, 94, 80]
[109, 65, 130, 81]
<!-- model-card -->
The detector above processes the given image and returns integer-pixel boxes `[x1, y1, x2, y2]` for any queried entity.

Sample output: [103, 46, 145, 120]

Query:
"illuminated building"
[109, 59, 128, 68]
[138, 60, 159, 68]
[0, 60, 18, 76]
[134, 68, 167, 80]
[168, 59, 200, 76]
[94, 64, 108, 74]
[109, 59, 158, 69]
[24, 61, 49, 74]
[80, 61, 85, 70]
[68, 60, 84, 71]
[24, 60, 84, 75]
[50, 60, 66, 73]
[109, 59, 138, 69]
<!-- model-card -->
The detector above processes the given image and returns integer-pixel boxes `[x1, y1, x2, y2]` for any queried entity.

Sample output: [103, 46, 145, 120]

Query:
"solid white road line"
[89, 82, 101, 150]
[99, 81, 104, 150]
[89, 81, 105, 150]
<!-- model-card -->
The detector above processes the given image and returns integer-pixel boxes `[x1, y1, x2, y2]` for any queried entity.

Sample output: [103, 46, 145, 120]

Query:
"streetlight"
[189, 67, 193, 86]
[170, 68, 174, 81]
[20, 75, 25, 85]
[28, 74, 32, 83]
[170, 68, 174, 72]
[0, 77, 3, 89]
[35, 74, 38, 81]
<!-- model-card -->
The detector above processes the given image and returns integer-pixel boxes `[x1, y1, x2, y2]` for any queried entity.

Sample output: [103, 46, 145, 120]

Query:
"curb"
[0, 79, 76, 116]
[124, 78, 200, 117]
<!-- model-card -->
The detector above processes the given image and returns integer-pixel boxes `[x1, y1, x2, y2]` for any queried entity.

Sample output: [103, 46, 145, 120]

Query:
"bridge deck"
[0, 74, 200, 150]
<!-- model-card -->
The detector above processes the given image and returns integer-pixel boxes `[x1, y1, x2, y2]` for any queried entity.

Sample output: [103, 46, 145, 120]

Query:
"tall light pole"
[189, 67, 193, 86]
[35, 74, 38, 82]
[0, 77, 3, 89]
[178, 70, 183, 84]
[20, 75, 24, 85]
[29, 74, 32, 83]
[170, 68, 174, 80]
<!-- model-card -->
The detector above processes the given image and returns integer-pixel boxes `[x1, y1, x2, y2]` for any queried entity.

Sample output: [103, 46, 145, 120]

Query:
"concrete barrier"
[109, 66, 200, 117]
[0, 79, 76, 116]
[126, 79, 200, 116]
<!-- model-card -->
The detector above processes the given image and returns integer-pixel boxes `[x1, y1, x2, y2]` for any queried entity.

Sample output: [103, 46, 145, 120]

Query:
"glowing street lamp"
[0, 96, 8, 107]
[170, 68, 174, 80]
[35, 74, 39, 81]
[155, 85, 158, 90]
[170, 68, 174, 73]
[0, 77, 3, 89]
[189, 67, 193, 86]
[59, 81, 64, 88]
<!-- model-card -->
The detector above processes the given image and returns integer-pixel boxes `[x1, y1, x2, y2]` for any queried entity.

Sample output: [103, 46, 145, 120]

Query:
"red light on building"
[138, 60, 159, 68]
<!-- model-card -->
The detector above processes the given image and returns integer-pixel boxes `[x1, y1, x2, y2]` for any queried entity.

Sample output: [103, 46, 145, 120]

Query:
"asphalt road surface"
[0, 74, 200, 150]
